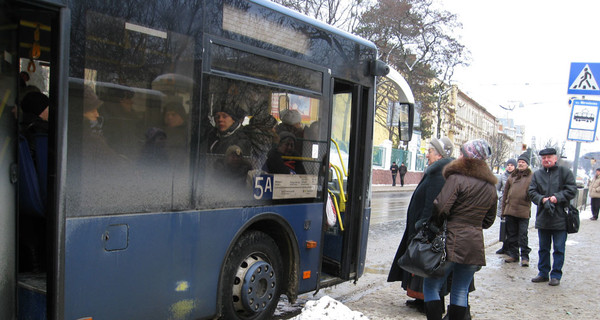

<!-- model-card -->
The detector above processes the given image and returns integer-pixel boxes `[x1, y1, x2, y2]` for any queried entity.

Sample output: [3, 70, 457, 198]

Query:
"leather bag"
[397, 220, 447, 278]
[566, 204, 580, 234]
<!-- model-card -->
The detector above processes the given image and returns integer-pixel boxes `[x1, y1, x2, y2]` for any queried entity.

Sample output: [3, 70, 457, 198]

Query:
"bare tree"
[271, 0, 368, 31]
[487, 131, 513, 172]
[355, 0, 470, 139]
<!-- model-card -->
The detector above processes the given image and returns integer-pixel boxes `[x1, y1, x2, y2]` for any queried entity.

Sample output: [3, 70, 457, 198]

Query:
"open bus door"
[321, 70, 414, 287]
[1, 1, 66, 318]
[0, 2, 19, 318]
[320, 79, 374, 285]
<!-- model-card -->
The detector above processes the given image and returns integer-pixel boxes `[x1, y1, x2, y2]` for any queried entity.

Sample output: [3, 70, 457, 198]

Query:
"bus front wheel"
[220, 230, 283, 320]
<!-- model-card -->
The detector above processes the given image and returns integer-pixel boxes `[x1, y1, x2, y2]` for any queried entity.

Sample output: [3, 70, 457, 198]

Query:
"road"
[275, 188, 600, 319]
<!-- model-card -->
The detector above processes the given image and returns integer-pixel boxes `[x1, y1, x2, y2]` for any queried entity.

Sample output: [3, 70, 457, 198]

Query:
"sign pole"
[573, 141, 581, 180]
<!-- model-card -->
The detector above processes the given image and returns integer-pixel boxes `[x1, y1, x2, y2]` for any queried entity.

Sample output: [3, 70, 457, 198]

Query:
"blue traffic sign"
[567, 99, 600, 142]
[568, 62, 600, 95]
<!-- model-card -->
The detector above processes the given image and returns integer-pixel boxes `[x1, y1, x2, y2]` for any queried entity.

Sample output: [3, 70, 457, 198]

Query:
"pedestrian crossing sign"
[568, 63, 600, 95]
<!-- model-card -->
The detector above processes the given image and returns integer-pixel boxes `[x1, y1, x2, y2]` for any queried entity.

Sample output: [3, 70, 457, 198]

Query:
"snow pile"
[290, 296, 368, 320]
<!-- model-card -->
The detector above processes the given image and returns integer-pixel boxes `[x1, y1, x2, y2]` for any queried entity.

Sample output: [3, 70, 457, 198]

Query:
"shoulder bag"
[566, 204, 580, 234]
[397, 219, 447, 278]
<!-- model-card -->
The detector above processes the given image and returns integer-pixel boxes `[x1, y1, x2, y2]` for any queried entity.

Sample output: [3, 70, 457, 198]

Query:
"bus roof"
[250, 0, 377, 51]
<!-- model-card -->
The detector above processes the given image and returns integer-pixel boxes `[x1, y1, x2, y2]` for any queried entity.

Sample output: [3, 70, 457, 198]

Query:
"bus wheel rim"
[236, 257, 276, 314]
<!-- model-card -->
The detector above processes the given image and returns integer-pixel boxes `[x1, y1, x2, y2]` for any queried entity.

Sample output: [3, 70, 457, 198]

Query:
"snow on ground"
[289, 296, 369, 320]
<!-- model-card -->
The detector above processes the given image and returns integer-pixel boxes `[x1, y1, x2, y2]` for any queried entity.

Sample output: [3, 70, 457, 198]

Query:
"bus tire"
[219, 230, 283, 320]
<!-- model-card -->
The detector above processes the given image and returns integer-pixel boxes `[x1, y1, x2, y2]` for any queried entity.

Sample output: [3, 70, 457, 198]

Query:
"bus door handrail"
[330, 139, 348, 177]
[330, 164, 346, 212]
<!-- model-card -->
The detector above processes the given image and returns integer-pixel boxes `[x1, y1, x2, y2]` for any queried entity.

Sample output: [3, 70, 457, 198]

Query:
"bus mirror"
[398, 103, 414, 142]
[370, 60, 390, 77]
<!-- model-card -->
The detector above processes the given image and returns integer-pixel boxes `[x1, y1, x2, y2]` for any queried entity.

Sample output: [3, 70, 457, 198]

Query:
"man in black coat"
[399, 162, 408, 186]
[528, 148, 576, 286]
[390, 161, 399, 186]
[387, 137, 454, 311]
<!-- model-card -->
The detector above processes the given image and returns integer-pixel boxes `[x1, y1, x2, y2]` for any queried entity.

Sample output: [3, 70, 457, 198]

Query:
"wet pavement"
[276, 185, 600, 319]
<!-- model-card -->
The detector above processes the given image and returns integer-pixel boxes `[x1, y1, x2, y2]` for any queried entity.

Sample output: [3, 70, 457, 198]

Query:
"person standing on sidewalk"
[399, 162, 408, 187]
[388, 137, 454, 313]
[502, 153, 533, 266]
[390, 161, 399, 186]
[528, 148, 577, 286]
[496, 158, 516, 255]
[423, 139, 497, 320]
[589, 168, 600, 221]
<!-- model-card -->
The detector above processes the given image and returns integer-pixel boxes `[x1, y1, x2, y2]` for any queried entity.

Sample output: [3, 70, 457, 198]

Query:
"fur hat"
[281, 109, 302, 126]
[461, 139, 492, 160]
[430, 137, 454, 158]
[21, 92, 49, 116]
[517, 153, 530, 165]
[506, 158, 517, 167]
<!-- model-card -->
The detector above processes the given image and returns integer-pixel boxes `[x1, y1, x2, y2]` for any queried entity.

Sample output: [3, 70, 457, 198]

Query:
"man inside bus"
[207, 103, 251, 157]
[264, 131, 306, 174]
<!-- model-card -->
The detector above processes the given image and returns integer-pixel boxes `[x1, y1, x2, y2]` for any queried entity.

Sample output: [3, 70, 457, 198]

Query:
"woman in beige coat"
[589, 168, 600, 220]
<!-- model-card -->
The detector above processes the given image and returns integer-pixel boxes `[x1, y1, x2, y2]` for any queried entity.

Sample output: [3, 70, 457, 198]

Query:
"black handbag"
[566, 204, 580, 234]
[499, 218, 506, 242]
[397, 220, 447, 278]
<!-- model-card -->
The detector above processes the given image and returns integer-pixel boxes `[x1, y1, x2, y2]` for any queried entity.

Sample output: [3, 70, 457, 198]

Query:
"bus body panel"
[64, 203, 323, 319]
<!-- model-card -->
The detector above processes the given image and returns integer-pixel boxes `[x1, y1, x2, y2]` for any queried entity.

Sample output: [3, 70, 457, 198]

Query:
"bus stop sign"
[568, 62, 600, 96]
[567, 99, 600, 142]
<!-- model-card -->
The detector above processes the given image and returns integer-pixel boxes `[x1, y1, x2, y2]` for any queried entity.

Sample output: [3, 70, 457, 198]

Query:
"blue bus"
[0, 0, 415, 319]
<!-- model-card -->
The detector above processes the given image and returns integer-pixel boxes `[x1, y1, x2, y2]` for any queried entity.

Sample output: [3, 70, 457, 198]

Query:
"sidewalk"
[372, 184, 417, 193]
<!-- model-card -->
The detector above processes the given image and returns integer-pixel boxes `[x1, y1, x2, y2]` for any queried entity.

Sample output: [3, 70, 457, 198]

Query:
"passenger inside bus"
[207, 105, 250, 156]
[276, 109, 304, 155]
[161, 102, 189, 166]
[20, 92, 49, 159]
[99, 85, 143, 159]
[18, 91, 50, 274]
[264, 131, 305, 174]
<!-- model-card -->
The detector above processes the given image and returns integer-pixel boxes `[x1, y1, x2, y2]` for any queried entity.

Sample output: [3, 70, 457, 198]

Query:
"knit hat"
[430, 137, 454, 158]
[517, 152, 530, 165]
[281, 109, 302, 126]
[461, 139, 492, 160]
[164, 102, 188, 122]
[506, 158, 517, 167]
[21, 92, 49, 116]
[278, 131, 296, 144]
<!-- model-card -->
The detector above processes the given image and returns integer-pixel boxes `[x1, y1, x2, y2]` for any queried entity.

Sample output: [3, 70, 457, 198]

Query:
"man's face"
[541, 154, 558, 168]
[517, 160, 528, 171]
[214, 111, 234, 132]
[426, 148, 442, 165]
[506, 163, 515, 173]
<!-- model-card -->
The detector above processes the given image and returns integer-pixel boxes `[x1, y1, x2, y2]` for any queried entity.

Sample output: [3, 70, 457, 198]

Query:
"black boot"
[425, 300, 443, 320]
[448, 304, 468, 320]
[442, 304, 471, 320]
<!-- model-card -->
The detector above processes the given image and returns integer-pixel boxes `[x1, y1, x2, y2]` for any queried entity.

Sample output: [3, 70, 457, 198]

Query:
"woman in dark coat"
[423, 139, 498, 320]
[387, 137, 454, 311]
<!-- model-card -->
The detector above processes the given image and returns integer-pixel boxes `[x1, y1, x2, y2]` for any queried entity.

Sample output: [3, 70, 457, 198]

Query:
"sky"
[439, 0, 600, 159]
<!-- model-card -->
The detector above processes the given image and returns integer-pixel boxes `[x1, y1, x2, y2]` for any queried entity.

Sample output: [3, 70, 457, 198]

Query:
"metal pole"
[573, 141, 581, 179]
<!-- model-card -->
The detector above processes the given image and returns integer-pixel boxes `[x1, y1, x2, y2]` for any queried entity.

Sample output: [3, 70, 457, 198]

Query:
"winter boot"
[425, 300, 444, 320]
[442, 304, 471, 320]
[447, 304, 468, 320]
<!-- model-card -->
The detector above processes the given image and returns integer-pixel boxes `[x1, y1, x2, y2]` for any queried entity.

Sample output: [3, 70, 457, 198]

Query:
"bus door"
[321, 79, 373, 283]
[0, 2, 19, 318]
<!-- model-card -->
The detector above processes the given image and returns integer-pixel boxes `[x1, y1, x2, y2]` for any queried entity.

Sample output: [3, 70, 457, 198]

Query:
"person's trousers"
[423, 262, 479, 307]
[505, 216, 531, 260]
[400, 174, 405, 186]
[537, 229, 567, 280]
[591, 197, 600, 219]
[391, 174, 397, 186]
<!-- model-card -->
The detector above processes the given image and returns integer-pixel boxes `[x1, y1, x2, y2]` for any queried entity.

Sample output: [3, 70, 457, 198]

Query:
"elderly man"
[528, 148, 577, 286]
[388, 137, 454, 313]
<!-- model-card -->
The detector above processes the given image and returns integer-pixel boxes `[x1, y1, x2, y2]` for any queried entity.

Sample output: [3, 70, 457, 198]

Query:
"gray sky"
[441, 0, 600, 157]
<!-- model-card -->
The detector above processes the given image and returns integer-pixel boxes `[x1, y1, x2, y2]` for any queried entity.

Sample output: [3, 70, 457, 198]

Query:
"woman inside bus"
[264, 131, 305, 175]
[20, 91, 49, 159]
